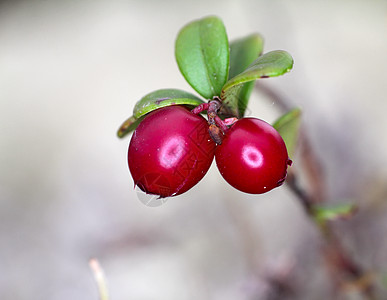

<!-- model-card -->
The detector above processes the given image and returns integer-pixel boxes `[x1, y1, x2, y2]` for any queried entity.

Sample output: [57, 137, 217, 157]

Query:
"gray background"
[1, 0, 387, 299]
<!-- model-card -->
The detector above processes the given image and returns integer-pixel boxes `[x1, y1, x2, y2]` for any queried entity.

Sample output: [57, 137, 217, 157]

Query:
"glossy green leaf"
[223, 50, 294, 90]
[175, 16, 229, 99]
[221, 50, 294, 117]
[133, 89, 204, 119]
[236, 83, 255, 117]
[229, 34, 264, 79]
[313, 203, 358, 224]
[272, 108, 302, 158]
[117, 89, 204, 138]
[228, 34, 264, 117]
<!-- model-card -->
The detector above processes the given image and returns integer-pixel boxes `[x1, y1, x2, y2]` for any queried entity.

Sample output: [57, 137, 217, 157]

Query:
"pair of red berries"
[128, 105, 291, 198]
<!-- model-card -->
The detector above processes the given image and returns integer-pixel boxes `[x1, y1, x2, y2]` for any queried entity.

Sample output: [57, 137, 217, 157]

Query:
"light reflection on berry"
[159, 136, 185, 169]
[242, 145, 263, 168]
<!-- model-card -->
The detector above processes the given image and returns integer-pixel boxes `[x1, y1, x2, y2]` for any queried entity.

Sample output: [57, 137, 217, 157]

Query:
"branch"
[256, 82, 377, 299]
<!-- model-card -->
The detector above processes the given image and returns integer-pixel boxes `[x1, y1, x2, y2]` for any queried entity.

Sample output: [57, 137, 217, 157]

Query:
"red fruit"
[215, 118, 291, 194]
[128, 106, 216, 198]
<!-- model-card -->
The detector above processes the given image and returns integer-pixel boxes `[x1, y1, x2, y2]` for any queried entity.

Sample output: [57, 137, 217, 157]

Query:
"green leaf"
[223, 50, 294, 90]
[117, 89, 204, 138]
[175, 16, 229, 99]
[313, 203, 358, 224]
[236, 83, 255, 117]
[229, 34, 264, 79]
[133, 89, 204, 119]
[228, 34, 264, 118]
[272, 108, 302, 158]
[221, 50, 294, 117]
[117, 115, 144, 138]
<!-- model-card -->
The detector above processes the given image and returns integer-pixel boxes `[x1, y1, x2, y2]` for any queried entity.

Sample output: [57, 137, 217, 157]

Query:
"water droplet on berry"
[135, 183, 169, 207]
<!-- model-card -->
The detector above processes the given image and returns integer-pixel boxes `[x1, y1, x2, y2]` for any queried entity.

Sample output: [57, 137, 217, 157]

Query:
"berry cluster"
[119, 16, 295, 200]
[128, 103, 291, 197]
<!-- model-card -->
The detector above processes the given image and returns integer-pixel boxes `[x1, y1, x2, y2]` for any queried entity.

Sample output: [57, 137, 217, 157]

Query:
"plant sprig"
[118, 16, 294, 139]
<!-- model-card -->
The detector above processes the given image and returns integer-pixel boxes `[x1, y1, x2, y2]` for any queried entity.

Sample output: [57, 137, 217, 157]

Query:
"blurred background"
[1, 0, 387, 299]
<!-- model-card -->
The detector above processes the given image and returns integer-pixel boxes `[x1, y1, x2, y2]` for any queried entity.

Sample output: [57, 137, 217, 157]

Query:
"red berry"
[215, 118, 291, 194]
[128, 106, 216, 198]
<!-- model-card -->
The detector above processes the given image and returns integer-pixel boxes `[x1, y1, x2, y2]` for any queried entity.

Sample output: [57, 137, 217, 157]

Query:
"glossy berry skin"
[128, 105, 216, 198]
[215, 118, 291, 194]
